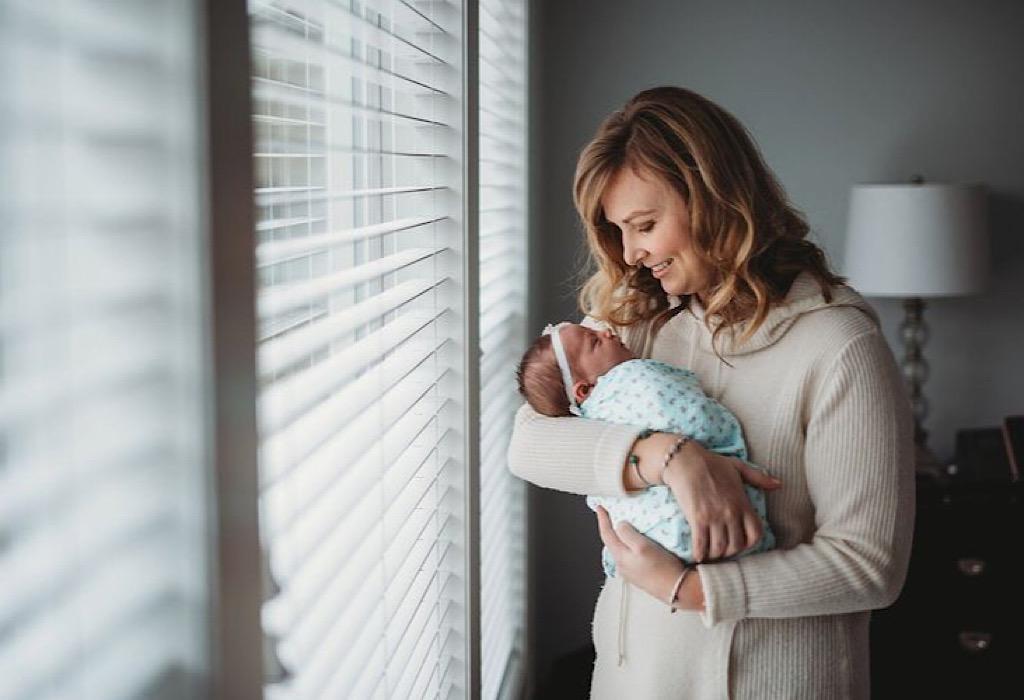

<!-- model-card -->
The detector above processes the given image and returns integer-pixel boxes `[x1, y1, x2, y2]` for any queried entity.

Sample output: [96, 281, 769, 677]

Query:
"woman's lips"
[651, 259, 672, 278]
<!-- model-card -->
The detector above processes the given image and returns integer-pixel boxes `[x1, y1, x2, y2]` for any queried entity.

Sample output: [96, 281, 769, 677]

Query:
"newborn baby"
[515, 321, 776, 577]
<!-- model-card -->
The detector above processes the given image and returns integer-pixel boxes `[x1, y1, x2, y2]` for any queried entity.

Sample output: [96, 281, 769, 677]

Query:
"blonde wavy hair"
[574, 86, 845, 351]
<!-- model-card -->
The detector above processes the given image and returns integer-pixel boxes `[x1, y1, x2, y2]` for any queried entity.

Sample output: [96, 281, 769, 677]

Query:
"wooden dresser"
[870, 475, 1024, 698]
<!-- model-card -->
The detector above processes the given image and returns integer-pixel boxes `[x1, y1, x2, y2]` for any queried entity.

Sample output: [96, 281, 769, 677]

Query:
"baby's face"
[559, 324, 635, 384]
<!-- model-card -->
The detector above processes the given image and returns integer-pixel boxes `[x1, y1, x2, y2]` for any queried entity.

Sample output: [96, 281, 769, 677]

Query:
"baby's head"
[516, 322, 634, 417]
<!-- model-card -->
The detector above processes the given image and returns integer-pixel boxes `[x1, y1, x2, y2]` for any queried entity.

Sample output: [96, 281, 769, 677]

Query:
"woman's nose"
[622, 231, 645, 267]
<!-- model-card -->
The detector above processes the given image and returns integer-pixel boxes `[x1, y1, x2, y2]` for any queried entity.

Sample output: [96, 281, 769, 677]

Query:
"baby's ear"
[573, 381, 593, 404]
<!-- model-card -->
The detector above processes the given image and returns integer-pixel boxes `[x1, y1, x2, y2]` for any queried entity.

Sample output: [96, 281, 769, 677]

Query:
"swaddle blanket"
[582, 359, 776, 577]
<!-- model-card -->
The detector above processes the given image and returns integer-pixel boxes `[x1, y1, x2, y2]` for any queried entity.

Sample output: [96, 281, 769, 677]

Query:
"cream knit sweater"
[508, 272, 915, 699]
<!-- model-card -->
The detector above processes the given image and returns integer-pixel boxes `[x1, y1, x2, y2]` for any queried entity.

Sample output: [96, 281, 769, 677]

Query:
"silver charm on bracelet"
[659, 435, 692, 483]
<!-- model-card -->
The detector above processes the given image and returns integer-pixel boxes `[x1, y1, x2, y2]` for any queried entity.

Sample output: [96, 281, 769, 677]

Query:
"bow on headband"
[542, 322, 581, 416]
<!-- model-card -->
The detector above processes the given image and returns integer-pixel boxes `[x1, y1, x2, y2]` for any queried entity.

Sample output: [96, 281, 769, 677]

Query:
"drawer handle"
[958, 631, 992, 654]
[956, 557, 986, 576]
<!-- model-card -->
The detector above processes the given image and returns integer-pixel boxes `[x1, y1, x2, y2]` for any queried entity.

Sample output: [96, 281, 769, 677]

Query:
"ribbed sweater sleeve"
[507, 402, 640, 496]
[697, 328, 916, 627]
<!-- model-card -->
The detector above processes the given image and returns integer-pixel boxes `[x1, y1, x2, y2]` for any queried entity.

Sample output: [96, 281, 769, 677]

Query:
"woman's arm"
[694, 328, 915, 628]
[507, 315, 649, 496]
[509, 315, 780, 543]
[506, 401, 642, 496]
[597, 437, 782, 612]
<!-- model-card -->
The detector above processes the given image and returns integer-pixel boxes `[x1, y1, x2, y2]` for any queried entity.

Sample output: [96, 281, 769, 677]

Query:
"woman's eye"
[639, 222, 654, 233]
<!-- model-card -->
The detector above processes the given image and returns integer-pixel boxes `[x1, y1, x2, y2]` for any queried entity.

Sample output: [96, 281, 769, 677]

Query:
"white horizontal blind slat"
[259, 325, 452, 482]
[280, 513, 456, 698]
[264, 399, 450, 612]
[478, 1, 528, 698]
[257, 276, 443, 374]
[250, 0, 467, 697]
[257, 245, 446, 317]
[0, 1, 209, 698]
[332, 538, 459, 699]
[257, 214, 446, 262]
[258, 306, 449, 431]
[260, 379, 452, 545]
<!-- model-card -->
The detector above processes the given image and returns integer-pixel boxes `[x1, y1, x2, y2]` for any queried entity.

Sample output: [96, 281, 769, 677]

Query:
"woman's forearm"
[625, 431, 703, 489]
[507, 402, 642, 496]
[682, 567, 706, 612]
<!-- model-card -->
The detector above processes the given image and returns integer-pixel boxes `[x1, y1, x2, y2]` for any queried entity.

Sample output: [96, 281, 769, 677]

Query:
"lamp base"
[901, 299, 946, 479]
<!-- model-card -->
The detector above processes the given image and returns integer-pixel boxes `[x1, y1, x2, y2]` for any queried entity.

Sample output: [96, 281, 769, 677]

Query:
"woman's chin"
[659, 272, 705, 298]
[658, 277, 687, 296]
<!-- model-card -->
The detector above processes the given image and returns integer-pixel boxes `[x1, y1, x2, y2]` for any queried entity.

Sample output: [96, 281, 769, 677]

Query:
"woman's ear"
[573, 381, 593, 404]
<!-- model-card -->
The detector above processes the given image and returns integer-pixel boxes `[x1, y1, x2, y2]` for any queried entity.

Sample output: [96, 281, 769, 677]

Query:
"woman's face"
[600, 167, 715, 298]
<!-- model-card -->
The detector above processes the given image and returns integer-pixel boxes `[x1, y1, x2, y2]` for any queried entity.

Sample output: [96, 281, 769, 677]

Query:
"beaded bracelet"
[659, 435, 692, 484]
[627, 429, 655, 488]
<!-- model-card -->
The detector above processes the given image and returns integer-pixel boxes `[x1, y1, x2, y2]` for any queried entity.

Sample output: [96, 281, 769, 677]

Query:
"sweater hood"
[683, 270, 880, 357]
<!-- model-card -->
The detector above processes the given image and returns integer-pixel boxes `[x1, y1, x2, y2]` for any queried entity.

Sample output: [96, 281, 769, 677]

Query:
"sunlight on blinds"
[249, 1, 468, 697]
[0, 1, 209, 698]
[477, 1, 527, 698]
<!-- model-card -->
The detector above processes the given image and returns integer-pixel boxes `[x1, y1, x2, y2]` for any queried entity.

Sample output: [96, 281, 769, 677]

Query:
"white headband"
[542, 322, 581, 416]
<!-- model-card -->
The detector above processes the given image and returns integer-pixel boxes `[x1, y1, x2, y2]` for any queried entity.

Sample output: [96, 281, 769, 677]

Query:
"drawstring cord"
[688, 304, 725, 400]
[617, 579, 629, 666]
[712, 353, 723, 400]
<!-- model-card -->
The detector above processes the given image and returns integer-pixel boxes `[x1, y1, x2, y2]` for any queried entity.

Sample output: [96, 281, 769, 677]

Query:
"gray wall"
[526, 0, 1024, 689]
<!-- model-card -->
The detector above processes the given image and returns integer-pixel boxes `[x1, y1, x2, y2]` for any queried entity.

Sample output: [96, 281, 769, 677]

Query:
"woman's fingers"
[614, 520, 646, 548]
[708, 523, 727, 560]
[691, 523, 708, 563]
[666, 448, 778, 561]
[743, 511, 763, 551]
[737, 460, 783, 490]
[726, 520, 747, 558]
[595, 506, 627, 557]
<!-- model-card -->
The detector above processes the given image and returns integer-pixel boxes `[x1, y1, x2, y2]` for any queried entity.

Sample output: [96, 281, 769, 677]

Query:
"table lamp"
[843, 178, 989, 476]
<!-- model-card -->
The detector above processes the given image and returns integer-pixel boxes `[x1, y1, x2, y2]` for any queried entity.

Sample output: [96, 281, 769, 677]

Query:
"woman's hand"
[664, 439, 782, 562]
[596, 505, 695, 607]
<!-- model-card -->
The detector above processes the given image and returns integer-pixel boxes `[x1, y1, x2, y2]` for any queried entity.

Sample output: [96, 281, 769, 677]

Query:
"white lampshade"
[843, 183, 989, 297]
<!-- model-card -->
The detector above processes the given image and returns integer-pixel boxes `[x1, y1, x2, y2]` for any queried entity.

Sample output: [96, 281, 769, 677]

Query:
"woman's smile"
[601, 166, 715, 297]
[650, 259, 673, 278]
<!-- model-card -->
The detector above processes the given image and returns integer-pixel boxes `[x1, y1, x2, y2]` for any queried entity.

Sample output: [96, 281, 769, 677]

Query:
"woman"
[508, 86, 914, 698]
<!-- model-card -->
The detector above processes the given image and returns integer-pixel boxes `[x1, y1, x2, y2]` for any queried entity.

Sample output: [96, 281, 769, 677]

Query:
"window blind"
[477, 1, 527, 698]
[249, 1, 469, 698]
[0, 1, 209, 698]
